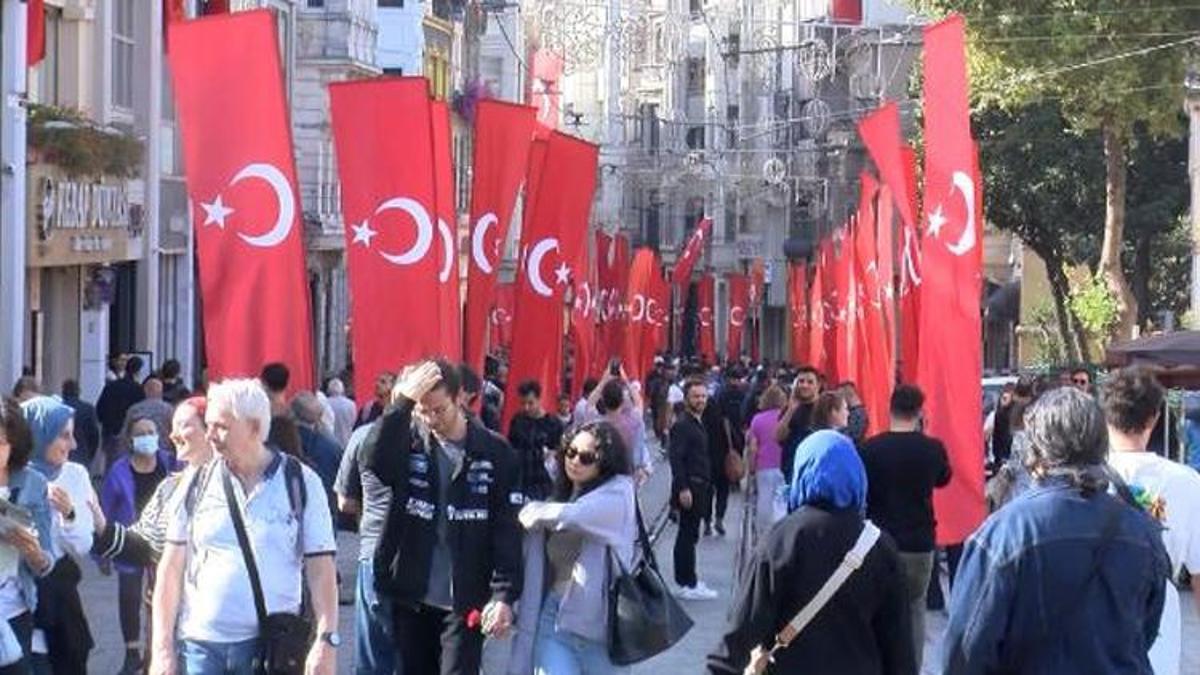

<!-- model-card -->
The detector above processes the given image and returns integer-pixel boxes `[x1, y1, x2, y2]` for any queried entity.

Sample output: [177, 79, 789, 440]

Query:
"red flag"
[489, 283, 515, 353]
[27, 0, 45, 67]
[671, 217, 712, 289]
[829, 229, 854, 383]
[530, 49, 564, 130]
[570, 263, 599, 396]
[623, 249, 667, 384]
[202, 0, 229, 14]
[170, 10, 313, 390]
[859, 102, 918, 232]
[503, 132, 599, 429]
[329, 77, 442, 404]
[832, 0, 863, 24]
[919, 14, 985, 545]
[164, 0, 186, 52]
[899, 145, 922, 383]
[808, 248, 827, 373]
[877, 183, 897, 376]
[748, 260, 765, 362]
[464, 101, 537, 373]
[597, 231, 630, 363]
[697, 275, 717, 365]
[854, 174, 892, 436]
[726, 274, 749, 362]
[431, 100, 462, 362]
[789, 263, 808, 366]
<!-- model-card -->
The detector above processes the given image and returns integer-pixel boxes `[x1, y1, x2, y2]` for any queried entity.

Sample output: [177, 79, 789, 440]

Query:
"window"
[379, 0, 405, 6]
[36, 8, 62, 105]
[685, 126, 705, 150]
[689, 0, 703, 16]
[686, 58, 705, 94]
[726, 104, 739, 148]
[425, 51, 450, 100]
[382, 67, 404, 76]
[112, 0, 135, 110]
[307, 0, 325, 7]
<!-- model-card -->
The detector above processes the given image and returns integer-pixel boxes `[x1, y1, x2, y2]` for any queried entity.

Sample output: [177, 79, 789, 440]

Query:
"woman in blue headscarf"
[708, 430, 915, 675]
[20, 396, 94, 674]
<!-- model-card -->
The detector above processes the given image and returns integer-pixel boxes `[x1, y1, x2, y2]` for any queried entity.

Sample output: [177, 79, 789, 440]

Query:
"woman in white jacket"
[508, 420, 637, 675]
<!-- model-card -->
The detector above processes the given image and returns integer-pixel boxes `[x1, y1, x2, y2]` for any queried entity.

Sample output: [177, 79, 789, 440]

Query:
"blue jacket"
[297, 426, 341, 494]
[99, 451, 175, 574]
[3, 467, 55, 616]
[941, 479, 1170, 675]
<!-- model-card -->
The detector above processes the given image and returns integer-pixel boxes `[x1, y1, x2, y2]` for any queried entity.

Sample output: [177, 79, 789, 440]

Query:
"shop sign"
[27, 168, 144, 268]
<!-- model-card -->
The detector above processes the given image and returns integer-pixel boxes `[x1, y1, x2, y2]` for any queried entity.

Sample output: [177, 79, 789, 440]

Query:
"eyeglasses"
[564, 447, 600, 466]
[1073, 378, 1089, 386]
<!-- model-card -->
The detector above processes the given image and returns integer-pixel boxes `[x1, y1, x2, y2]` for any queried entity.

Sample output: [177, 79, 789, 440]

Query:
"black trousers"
[674, 482, 710, 587]
[0, 613, 34, 675]
[118, 570, 143, 645]
[704, 467, 730, 525]
[393, 603, 484, 675]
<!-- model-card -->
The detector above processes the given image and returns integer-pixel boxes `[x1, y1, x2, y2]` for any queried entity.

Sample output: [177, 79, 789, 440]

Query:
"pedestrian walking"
[159, 360, 191, 406]
[97, 356, 146, 470]
[21, 395, 96, 674]
[150, 379, 339, 675]
[1104, 367, 1200, 675]
[669, 378, 717, 600]
[292, 392, 343, 505]
[508, 420, 636, 675]
[859, 385, 951, 670]
[123, 378, 175, 456]
[359, 361, 521, 675]
[59, 380, 99, 471]
[746, 386, 788, 533]
[775, 366, 818, 481]
[0, 397, 56, 674]
[836, 382, 869, 445]
[576, 370, 652, 483]
[100, 413, 175, 674]
[940, 387, 1170, 674]
[356, 373, 395, 430]
[701, 385, 733, 537]
[707, 429, 914, 675]
[508, 380, 565, 503]
[325, 379, 357, 448]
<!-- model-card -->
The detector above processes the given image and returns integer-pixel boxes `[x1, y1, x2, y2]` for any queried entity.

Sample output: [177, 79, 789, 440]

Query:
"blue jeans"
[354, 559, 397, 675]
[533, 594, 626, 675]
[178, 638, 261, 675]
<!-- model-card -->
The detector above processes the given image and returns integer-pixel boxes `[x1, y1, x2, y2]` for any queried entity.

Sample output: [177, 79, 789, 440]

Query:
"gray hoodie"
[507, 475, 636, 675]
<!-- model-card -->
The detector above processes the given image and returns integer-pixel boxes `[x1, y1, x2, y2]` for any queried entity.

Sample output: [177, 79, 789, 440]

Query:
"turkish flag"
[876, 183, 897, 374]
[671, 217, 712, 289]
[697, 275, 717, 365]
[596, 231, 630, 363]
[808, 248, 827, 374]
[726, 274, 749, 362]
[623, 248, 667, 384]
[329, 77, 442, 404]
[503, 132, 599, 429]
[859, 102, 918, 233]
[530, 49, 564, 130]
[789, 263, 808, 366]
[570, 263, 599, 397]
[854, 174, 892, 436]
[829, 229, 856, 384]
[27, 0, 45, 67]
[489, 283, 515, 353]
[464, 101, 537, 373]
[919, 14, 985, 545]
[431, 101, 462, 362]
[748, 260, 765, 362]
[170, 10, 313, 391]
[899, 145, 922, 384]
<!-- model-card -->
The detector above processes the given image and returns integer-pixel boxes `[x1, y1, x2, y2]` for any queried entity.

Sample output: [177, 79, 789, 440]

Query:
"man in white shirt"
[151, 379, 339, 675]
[1104, 367, 1200, 675]
[324, 378, 357, 447]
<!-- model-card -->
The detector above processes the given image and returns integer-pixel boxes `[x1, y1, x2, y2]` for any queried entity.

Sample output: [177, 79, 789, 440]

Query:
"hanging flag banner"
[530, 49, 565, 130]
[597, 231, 630, 363]
[169, 10, 314, 391]
[789, 262, 808, 367]
[899, 144, 923, 384]
[464, 100, 537, 373]
[27, 0, 45, 67]
[726, 274, 749, 362]
[431, 100, 462, 362]
[854, 174, 892, 436]
[919, 14, 985, 546]
[329, 76, 441, 404]
[489, 283, 516, 354]
[671, 217, 712, 290]
[808, 246, 827, 374]
[623, 248, 667, 384]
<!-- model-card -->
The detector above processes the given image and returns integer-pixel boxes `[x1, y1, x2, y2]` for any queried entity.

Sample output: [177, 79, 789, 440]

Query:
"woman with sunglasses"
[508, 420, 636, 675]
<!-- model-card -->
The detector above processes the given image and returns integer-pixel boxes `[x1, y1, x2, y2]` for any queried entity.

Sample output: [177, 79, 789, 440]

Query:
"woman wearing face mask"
[508, 420, 636, 675]
[0, 397, 54, 673]
[20, 395, 95, 675]
[99, 414, 176, 675]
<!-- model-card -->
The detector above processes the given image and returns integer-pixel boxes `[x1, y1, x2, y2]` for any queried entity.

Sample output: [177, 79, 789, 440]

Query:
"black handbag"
[222, 468, 312, 675]
[607, 501, 693, 665]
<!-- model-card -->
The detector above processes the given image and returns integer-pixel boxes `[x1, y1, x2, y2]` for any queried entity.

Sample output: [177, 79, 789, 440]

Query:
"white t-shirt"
[49, 462, 95, 560]
[166, 453, 336, 643]
[1108, 451, 1200, 675]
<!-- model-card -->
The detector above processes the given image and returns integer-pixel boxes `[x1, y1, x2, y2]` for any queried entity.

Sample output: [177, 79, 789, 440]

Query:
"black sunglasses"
[565, 447, 600, 466]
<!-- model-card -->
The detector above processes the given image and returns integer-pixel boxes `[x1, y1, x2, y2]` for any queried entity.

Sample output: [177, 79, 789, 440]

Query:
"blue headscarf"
[20, 396, 74, 481]
[787, 429, 867, 514]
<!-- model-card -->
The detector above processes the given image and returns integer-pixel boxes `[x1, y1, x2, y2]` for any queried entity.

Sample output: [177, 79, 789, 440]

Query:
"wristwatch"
[320, 632, 341, 648]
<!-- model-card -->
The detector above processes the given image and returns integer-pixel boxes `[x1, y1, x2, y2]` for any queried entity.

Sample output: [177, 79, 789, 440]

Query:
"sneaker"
[714, 520, 726, 536]
[703, 523, 713, 537]
[693, 580, 719, 599]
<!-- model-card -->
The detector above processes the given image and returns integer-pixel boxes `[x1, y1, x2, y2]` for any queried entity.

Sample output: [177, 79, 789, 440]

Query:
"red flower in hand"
[466, 609, 482, 630]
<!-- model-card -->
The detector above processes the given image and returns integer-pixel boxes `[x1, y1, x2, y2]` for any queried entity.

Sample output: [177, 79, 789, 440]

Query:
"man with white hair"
[150, 379, 339, 675]
[325, 378, 356, 447]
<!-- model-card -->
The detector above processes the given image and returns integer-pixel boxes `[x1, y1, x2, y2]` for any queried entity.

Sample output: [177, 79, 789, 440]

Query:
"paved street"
[79, 453, 1200, 674]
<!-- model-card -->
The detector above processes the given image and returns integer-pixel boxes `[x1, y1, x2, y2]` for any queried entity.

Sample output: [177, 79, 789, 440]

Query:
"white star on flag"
[351, 220, 378, 247]
[201, 195, 234, 229]
[927, 205, 948, 237]
[554, 262, 571, 286]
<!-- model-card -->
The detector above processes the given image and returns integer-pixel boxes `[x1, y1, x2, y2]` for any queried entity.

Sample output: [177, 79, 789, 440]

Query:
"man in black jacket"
[507, 379, 563, 502]
[96, 355, 144, 467]
[669, 377, 717, 600]
[361, 360, 522, 675]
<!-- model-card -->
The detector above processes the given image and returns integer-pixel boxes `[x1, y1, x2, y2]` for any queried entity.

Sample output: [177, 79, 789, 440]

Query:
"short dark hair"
[795, 366, 819, 378]
[890, 384, 925, 419]
[812, 391, 846, 429]
[430, 359, 462, 398]
[1101, 367, 1164, 434]
[581, 378, 600, 397]
[260, 362, 290, 393]
[61, 379, 80, 399]
[161, 359, 181, 380]
[683, 377, 707, 396]
[598, 380, 624, 413]
[457, 364, 482, 396]
[11, 377, 38, 399]
[0, 397, 33, 471]
[1071, 367, 1090, 378]
[517, 379, 542, 399]
[125, 356, 144, 377]
[553, 420, 632, 501]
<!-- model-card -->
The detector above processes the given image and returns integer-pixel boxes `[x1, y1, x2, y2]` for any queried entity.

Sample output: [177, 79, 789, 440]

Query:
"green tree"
[917, 0, 1196, 339]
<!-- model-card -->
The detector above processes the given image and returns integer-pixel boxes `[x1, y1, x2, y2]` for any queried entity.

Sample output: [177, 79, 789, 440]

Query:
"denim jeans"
[354, 559, 398, 675]
[533, 594, 626, 675]
[898, 551, 934, 671]
[178, 638, 261, 675]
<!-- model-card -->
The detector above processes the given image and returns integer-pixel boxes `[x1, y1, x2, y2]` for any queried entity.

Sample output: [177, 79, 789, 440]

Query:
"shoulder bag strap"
[769, 521, 882, 654]
[221, 466, 270, 628]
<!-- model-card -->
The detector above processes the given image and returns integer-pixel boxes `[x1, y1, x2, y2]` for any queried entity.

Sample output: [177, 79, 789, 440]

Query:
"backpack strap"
[282, 455, 307, 557]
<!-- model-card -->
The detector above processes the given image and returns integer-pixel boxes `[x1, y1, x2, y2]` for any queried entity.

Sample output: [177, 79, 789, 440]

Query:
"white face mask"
[132, 435, 159, 456]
